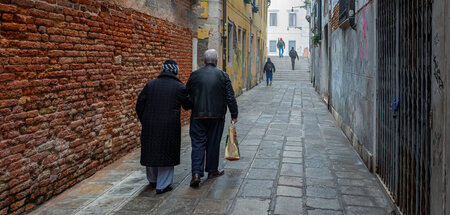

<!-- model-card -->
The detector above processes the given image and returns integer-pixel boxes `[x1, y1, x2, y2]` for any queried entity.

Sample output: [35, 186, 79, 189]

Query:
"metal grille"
[377, 0, 398, 203]
[377, 0, 432, 214]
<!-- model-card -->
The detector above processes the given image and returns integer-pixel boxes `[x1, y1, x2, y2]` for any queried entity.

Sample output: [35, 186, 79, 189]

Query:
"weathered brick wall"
[0, 0, 193, 214]
[331, 2, 339, 32]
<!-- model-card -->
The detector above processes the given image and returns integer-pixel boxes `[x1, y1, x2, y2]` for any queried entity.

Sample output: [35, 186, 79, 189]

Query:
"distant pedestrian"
[186, 49, 238, 188]
[263, 58, 276, 86]
[277, 38, 285, 57]
[289, 47, 299, 70]
[136, 59, 191, 194]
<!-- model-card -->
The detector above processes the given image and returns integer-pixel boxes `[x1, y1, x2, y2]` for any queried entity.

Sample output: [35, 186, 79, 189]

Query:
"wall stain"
[433, 56, 444, 90]
[432, 131, 443, 166]
[233, 48, 242, 87]
[433, 34, 440, 47]
[360, 7, 369, 70]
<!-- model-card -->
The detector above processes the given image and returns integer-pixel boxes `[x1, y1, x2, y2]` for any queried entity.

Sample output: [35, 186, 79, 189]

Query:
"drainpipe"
[222, 0, 227, 72]
[249, 16, 252, 87]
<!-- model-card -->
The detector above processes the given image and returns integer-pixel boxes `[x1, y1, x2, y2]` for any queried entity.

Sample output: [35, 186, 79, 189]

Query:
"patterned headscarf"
[161, 59, 179, 75]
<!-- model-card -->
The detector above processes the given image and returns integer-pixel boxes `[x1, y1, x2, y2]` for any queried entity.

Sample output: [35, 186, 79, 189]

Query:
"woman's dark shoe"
[207, 170, 225, 179]
[190, 174, 201, 187]
[149, 182, 156, 189]
[156, 185, 173, 194]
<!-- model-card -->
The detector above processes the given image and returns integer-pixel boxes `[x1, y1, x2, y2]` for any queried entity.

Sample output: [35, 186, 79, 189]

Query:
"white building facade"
[267, 0, 310, 57]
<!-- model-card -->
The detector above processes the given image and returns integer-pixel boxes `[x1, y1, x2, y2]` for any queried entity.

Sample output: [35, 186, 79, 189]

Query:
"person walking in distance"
[263, 58, 276, 86]
[289, 47, 299, 70]
[186, 49, 238, 188]
[136, 59, 191, 194]
[277, 38, 285, 57]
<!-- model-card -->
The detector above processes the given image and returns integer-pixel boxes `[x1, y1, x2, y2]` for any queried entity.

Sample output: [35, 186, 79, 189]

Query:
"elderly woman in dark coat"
[136, 59, 190, 194]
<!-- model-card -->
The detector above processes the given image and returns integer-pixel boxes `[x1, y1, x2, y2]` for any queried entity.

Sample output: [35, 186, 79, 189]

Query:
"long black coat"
[136, 73, 190, 167]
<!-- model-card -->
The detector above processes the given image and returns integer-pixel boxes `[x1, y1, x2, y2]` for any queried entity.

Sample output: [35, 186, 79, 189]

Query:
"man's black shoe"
[190, 174, 201, 187]
[207, 170, 225, 179]
[156, 185, 173, 194]
[149, 182, 156, 189]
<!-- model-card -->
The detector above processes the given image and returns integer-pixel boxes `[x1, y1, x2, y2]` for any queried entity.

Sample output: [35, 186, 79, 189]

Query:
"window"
[339, 0, 348, 24]
[288, 41, 296, 52]
[269, 40, 276, 52]
[289, 13, 297, 27]
[252, 0, 259, 13]
[238, 28, 241, 43]
[269, 13, 277, 26]
[339, 0, 355, 28]
[233, 23, 237, 49]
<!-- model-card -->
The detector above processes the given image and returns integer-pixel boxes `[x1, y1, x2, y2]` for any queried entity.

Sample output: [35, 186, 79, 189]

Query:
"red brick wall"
[0, 0, 193, 214]
[331, 2, 340, 32]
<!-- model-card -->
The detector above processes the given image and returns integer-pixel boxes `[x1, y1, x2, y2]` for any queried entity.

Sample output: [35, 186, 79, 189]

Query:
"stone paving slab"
[274, 196, 303, 215]
[31, 59, 394, 215]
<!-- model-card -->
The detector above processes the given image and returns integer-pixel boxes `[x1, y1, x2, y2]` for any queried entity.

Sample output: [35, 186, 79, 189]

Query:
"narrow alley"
[30, 58, 394, 215]
[1, 0, 450, 214]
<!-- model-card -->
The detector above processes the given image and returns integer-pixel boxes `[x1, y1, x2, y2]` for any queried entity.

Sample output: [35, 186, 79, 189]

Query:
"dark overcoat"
[136, 73, 190, 167]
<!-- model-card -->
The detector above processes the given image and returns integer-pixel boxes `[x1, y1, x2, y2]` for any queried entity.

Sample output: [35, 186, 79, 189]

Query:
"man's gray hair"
[204, 49, 219, 65]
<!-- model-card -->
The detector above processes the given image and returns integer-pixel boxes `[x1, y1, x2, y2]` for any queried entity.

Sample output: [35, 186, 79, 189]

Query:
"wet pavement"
[31, 57, 394, 215]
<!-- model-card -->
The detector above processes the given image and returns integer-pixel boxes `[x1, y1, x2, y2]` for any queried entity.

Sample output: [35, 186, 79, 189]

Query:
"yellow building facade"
[197, 0, 269, 95]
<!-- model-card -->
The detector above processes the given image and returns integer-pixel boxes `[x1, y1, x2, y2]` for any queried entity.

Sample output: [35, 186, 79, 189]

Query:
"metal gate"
[377, 0, 432, 214]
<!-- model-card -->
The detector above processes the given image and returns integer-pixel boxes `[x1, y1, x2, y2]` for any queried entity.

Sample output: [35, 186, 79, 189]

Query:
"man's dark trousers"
[190, 118, 225, 176]
[291, 58, 296, 70]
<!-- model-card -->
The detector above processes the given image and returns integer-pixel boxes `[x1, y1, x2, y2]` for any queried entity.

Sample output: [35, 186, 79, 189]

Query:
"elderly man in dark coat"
[187, 49, 238, 187]
[136, 59, 191, 194]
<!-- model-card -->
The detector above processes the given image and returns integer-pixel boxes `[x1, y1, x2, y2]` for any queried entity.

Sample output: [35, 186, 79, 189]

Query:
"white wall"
[267, 0, 310, 56]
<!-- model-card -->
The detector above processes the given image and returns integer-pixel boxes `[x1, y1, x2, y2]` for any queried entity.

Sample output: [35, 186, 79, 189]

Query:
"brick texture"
[0, 0, 193, 213]
[331, 2, 340, 32]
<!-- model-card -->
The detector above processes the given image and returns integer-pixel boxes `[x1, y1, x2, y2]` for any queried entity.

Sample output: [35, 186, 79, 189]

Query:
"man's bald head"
[203, 49, 219, 66]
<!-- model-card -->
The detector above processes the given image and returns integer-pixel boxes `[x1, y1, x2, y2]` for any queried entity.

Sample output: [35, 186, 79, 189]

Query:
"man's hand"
[231, 118, 238, 124]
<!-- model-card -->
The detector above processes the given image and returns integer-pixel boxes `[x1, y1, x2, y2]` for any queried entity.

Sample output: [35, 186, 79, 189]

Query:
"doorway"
[288, 40, 296, 52]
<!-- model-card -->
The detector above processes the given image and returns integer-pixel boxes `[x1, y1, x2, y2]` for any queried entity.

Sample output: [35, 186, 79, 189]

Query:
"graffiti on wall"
[360, 7, 369, 71]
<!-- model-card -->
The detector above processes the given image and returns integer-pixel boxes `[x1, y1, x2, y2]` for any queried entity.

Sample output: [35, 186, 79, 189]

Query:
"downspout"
[222, 0, 227, 72]
[249, 14, 252, 88]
